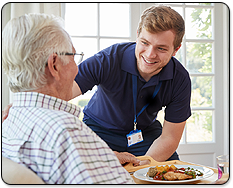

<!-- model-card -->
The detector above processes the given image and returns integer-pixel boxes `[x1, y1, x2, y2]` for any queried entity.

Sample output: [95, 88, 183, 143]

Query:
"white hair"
[2, 13, 73, 92]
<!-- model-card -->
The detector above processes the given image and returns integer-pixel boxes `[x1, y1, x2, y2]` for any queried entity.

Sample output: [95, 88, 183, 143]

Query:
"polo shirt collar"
[121, 43, 138, 76]
[121, 42, 174, 85]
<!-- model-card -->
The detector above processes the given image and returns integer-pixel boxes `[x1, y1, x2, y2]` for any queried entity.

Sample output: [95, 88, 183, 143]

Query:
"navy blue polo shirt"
[75, 42, 191, 134]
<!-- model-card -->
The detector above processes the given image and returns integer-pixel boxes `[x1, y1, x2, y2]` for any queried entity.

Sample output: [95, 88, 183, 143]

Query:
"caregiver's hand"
[114, 151, 140, 166]
[2, 103, 12, 123]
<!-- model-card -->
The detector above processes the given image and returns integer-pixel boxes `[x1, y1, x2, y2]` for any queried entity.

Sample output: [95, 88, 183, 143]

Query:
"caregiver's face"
[135, 28, 180, 81]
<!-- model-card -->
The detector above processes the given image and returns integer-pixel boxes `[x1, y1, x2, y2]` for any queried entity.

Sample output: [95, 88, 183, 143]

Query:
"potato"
[154, 165, 177, 173]
[164, 165, 170, 171]
[170, 165, 177, 170]
[156, 166, 165, 172]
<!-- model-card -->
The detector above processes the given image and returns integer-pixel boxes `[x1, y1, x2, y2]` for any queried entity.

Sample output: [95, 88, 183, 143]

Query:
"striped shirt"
[2, 92, 134, 184]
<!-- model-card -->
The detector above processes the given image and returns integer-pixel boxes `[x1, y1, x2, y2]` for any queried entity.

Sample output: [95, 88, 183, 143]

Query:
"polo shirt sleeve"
[164, 66, 192, 123]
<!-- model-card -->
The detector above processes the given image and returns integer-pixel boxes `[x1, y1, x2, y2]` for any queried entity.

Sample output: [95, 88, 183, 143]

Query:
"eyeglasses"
[59, 52, 84, 65]
[45, 52, 84, 67]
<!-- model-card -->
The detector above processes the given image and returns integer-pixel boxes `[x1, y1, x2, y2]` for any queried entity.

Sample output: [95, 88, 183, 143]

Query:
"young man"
[2, 13, 135, 184]
[72, 5, 191, 162]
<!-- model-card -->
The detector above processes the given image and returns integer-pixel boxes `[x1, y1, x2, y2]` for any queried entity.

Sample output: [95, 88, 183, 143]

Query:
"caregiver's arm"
[72, 81, 82, 99]
[145, 120, 186, 162]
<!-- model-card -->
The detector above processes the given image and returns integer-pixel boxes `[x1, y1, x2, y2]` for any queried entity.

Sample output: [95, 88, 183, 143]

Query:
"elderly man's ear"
[47, 53, 61, 81]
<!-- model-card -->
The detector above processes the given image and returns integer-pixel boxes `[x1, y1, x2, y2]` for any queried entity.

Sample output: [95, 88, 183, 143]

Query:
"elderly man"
[2, 13, 136, 184]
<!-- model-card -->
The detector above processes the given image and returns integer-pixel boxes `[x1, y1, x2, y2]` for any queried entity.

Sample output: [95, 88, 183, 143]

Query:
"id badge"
[127, 129, 143, 147]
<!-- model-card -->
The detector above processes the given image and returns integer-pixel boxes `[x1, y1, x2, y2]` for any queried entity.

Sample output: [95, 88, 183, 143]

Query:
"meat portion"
[147, 167, 158, 177]
[163, 171, 193, 181]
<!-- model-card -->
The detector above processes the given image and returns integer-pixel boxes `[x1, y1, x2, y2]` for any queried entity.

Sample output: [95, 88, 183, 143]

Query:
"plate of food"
[133, 164, 214, 184]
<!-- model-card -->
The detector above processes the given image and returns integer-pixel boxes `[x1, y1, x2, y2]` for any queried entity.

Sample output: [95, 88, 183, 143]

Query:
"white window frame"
[63, 3, 134, 52]
[150, 3, 229, 166]
[170, 3, 216, 144]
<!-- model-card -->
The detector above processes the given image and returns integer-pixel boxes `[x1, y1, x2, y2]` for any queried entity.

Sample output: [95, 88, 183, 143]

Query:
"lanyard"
[132, 74, 162, 130]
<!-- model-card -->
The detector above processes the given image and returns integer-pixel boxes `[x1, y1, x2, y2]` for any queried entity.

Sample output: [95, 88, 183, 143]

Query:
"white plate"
[133, 165, 214, 184]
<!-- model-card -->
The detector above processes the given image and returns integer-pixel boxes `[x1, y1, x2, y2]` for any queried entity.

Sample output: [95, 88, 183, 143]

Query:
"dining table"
[124, 156, 229, 184]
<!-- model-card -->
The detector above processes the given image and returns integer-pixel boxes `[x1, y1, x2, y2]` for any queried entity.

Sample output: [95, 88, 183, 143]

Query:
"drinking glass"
[217, 155, 229, 180]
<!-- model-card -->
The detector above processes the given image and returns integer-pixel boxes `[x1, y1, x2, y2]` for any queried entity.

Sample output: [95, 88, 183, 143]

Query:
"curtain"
[2, 3, 62, 27]
[2, 3, 62, 110]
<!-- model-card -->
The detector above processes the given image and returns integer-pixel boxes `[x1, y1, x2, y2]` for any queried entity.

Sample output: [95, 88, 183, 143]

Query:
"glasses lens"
[74, 53, 84, 65]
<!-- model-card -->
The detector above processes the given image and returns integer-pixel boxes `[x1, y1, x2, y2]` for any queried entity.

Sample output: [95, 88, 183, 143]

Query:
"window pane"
[186, 42, 212, 73]
[174, 43, 183, 65]
[65, 3, 97, 36]
[186, 110, 213, 142]
[100, 38, 130, 51]
[157, 107, 165, 126]
[71, 37, 97, 61]
[100, 3, 130, 37]
[191, 76, 212, 107]
[185, 8, 212, 39]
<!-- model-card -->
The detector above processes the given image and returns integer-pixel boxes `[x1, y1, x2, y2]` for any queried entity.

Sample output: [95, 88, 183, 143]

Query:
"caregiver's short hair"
[137, 5, 185, 50]
[2, 13, 73, 92]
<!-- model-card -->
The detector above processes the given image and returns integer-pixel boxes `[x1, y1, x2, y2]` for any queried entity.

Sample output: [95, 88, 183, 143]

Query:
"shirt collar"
[13, 92, 81, 117]
[121, 43, 139, 76]
[121, 42, 174, 84]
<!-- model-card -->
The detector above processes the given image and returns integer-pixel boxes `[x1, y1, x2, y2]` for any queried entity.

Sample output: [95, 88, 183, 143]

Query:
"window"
[155, 3, 215, 143]
[184, 4, 214, 143]
[64, 3, 131, 119]
[65, 3, 131, 60]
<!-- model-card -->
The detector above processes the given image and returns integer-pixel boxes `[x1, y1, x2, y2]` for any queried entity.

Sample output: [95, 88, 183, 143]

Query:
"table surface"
[124, 156, 229, 184]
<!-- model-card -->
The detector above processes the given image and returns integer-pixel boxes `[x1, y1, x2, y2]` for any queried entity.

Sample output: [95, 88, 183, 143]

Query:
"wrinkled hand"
[2, 103, 12, 123]
[114, 151, 140, 166]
